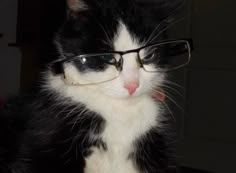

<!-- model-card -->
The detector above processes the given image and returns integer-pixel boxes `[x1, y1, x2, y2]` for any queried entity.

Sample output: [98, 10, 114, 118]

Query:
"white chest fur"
[46, 73, 163, 173]
[84, 97, 161, 173]
[84, 147, 137, 173]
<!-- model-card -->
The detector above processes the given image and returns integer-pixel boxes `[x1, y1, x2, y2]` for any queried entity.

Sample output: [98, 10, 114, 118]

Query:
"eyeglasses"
[52, 39, 193, 85]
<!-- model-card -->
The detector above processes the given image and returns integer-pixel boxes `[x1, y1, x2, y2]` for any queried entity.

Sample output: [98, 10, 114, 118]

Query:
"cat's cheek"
[101, 87, 130, 99]
[98, 84, 146, 99]
[97, 82, 130, 99]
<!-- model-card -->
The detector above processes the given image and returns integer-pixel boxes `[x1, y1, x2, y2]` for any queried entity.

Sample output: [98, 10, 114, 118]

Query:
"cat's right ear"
[66, 0, 88, 19]
[66, 0, 88, 12]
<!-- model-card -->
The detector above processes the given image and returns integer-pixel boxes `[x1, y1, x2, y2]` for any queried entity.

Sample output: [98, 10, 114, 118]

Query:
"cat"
[0, 0, 188, 173]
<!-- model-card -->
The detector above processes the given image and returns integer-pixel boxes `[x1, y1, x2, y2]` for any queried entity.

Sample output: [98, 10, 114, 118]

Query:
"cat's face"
[50, 0, 182, 100]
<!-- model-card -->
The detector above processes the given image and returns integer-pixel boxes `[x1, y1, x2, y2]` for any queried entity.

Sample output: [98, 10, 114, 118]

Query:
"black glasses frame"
[52, 39, 193, 75]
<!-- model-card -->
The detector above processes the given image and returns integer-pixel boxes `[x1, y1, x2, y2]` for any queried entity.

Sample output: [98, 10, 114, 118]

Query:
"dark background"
[0, 0, 236, 173]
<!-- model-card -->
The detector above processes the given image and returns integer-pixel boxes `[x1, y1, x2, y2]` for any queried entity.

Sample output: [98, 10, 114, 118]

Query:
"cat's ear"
[66, 0, 88, 12]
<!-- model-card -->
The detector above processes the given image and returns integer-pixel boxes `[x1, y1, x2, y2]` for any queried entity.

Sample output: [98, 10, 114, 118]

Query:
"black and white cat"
[0, 0, 188, 173]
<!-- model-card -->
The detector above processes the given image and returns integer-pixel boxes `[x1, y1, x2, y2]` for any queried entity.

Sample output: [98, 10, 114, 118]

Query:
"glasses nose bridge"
[121, 48, 139, 56]
[116, 50, 143, 71]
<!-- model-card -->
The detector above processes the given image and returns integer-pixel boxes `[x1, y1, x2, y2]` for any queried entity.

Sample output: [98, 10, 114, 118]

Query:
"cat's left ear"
[66, 0, 88, 12]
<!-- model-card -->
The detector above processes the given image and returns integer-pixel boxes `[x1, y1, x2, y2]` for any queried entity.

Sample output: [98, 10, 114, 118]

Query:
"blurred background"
[0, 0, 236, 173]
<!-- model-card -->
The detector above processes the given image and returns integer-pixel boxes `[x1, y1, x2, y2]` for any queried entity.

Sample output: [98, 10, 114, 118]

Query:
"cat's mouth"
[120, 87, 166, 101]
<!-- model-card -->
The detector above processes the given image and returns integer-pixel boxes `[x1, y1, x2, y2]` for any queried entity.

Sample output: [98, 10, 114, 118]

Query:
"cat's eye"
[51, 39, 192, 85]
[99, 54, 117, 64]
[75, 53, 117, 68]
[139, 40, 191, 72]
[60, 53, 121, 85]
[141, 48, 160, 64]
[142, 52, 155, 63]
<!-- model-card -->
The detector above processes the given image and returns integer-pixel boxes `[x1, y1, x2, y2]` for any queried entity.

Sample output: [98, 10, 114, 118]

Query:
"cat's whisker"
[158, 84, 184, 98]
[148, 16, 186, 44]
[102, 40, 112, 47]
[96, 20, 113, 46]
[163, 80, 185, 89]
[144, 19, 169, 46]
[160, 101, 176, 123]
[144, 0, 187, 45]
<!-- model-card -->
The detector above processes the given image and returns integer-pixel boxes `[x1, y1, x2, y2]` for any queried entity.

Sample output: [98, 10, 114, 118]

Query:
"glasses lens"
[140, 41, 190, 72]
[63, 53, 120, 85]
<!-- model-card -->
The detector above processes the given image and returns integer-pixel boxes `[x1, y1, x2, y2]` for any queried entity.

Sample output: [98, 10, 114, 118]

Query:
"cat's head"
[46, 0, 185, 100]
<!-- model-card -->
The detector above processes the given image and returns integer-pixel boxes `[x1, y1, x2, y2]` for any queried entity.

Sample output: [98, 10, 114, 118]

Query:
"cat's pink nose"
[124, 82, 139, 95]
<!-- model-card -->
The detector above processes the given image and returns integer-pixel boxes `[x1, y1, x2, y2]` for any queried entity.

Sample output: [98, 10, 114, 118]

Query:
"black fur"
[0, 93, 178, 173]
[56, 0, 184, 60]
[0, 92, 106, 173]
[0, 0, 184, 172]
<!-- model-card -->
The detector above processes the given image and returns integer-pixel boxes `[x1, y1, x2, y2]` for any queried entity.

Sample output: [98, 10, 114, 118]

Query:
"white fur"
[63, 62, 118, 85]
[114, 23, 140, 83]
[45, 22, 165, 173]
[114, 22, 140, 52]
